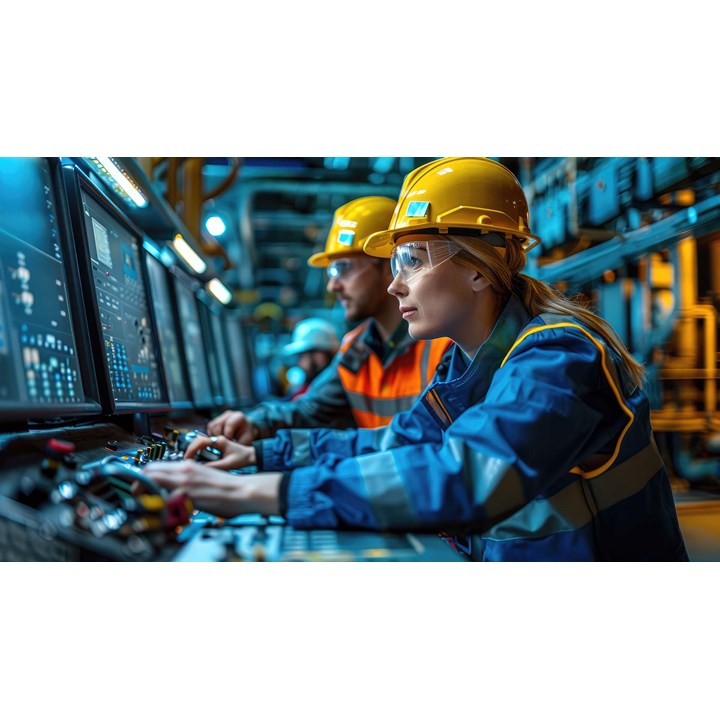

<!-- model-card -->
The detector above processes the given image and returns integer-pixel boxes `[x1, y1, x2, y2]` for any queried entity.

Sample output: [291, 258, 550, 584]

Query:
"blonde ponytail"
[448, 234, 646, 389]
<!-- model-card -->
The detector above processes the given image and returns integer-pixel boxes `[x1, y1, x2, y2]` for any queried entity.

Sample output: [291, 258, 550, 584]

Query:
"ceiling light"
[172, 234, 207, 274]
[205, 215, 227, 237]
[90, 157, 148, 208]
[207, 278, 232, 305]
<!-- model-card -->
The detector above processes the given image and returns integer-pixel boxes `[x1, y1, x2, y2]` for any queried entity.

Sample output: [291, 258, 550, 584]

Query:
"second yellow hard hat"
[308, 195, 397, 267]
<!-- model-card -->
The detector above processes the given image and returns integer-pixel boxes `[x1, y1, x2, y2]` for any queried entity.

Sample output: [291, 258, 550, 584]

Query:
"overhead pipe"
[166, 157, 186, 211]
[180, 158, 241, 268]
[204, 158, 241, 202]
[234, 178, 402, 291]
[535, 194, 720, 287]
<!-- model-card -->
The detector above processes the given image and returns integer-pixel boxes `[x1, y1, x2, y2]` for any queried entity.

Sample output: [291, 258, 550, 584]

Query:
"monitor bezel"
[61, 164, 171, 415]
[0, 157, 102, 423]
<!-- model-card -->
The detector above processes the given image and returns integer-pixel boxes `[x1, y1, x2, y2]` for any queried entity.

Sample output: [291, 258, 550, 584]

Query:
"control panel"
[0, 424, 464, 563]
[0, 423, 202, 561]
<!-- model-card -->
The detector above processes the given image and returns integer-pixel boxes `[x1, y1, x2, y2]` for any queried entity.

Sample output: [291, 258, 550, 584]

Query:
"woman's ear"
[471, 271, 491, 293]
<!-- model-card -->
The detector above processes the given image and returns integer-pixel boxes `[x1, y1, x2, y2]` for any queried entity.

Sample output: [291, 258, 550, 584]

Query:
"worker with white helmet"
[281, 318, 340, 399]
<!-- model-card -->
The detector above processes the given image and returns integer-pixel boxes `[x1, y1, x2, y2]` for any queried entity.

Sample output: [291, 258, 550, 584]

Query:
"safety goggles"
[326, 257, 371, 280]
[390, 239, 462, 284]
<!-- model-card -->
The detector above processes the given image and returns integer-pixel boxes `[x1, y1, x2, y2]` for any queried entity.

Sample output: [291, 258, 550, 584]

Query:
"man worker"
[206, 195, 453, 444]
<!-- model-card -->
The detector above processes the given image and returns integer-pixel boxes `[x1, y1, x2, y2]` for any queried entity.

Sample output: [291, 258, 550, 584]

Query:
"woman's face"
[387, 236, 479, 345]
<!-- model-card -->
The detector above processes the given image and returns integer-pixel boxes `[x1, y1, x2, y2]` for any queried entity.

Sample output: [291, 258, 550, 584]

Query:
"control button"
[46, 439, 76, 456]
[42, 439, 76, 478]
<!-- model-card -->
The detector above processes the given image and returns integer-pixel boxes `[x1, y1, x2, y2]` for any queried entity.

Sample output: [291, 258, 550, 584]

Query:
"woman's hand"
[183, 434, 256, 470]
[143, 461, 282, 518]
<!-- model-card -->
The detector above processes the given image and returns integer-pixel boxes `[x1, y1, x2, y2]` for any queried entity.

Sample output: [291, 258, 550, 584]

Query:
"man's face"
[325, 255, 390, 322]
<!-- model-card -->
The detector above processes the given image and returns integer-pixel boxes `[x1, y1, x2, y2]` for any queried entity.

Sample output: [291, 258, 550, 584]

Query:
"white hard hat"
[282, 318, 340, 356]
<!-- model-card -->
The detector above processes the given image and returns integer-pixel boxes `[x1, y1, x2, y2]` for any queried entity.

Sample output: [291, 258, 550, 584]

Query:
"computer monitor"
[144, 249, 193, 410]
[195, 294, 227, 407]
[224, 312, 255, 406]
[171, 269, 214, 409]
[0, 157, 100, 421]
[61, 166, 169, 414]
[208, 302, 239, 407]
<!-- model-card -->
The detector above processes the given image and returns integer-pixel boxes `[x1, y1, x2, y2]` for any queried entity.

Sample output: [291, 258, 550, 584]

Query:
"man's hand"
[184, 434, 256, 470]
[143, 461, 282, 518]
[206, 410, 259, 444]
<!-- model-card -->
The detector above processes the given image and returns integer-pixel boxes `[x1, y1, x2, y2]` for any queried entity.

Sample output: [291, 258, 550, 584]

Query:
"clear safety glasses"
[390, 239, 462, 284]
[326, 257, 371, 280]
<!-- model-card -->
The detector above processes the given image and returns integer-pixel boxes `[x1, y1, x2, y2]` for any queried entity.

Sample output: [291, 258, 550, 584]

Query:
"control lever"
[87, 460, 165, 496]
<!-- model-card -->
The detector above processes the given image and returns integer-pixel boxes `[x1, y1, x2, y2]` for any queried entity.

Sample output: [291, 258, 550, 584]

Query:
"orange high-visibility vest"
[336, 322, 453, 428]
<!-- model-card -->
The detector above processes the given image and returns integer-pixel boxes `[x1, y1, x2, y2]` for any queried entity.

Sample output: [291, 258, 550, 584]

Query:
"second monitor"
[62, 165, 168, 415]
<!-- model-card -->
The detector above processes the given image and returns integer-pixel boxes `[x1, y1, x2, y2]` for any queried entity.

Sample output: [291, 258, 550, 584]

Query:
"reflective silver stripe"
[345, 389, 417, 416]
[482, 479, 592, 541]
[289, 429, 312, 468]
[378, 428, 402, 452]
[420, 340, 433, 384]
[587, 439, 663, 511]
[482, 440, 663, 542]
[447, 438, 525, 522]
[356, 451, 418, 528]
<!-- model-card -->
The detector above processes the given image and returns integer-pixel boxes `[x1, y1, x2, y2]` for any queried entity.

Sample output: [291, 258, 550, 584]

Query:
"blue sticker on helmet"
[337, 230, 355, 246]
[406, 201, 429, 218]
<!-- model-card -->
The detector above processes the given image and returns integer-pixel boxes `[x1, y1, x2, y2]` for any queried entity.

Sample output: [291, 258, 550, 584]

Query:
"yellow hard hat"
[363, 157, 541, 258]
[307, 196, 397, 267]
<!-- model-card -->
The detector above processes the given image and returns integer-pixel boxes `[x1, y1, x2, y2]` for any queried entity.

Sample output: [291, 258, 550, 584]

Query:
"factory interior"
[3, 10, 717, 717]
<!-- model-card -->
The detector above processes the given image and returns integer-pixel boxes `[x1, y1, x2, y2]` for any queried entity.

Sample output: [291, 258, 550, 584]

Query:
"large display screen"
[78, 187, 166, 410]
[0, 158, 93, 419]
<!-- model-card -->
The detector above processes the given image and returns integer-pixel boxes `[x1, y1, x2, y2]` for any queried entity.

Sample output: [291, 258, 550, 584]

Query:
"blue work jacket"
[258, 294, 688, 561]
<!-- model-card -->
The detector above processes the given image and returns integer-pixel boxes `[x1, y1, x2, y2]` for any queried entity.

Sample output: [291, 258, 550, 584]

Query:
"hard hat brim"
[282, 341, 313, 355]
[307, 249, 365, 267]
[363, 224, 541, 257]
[362, 229, 400, 258]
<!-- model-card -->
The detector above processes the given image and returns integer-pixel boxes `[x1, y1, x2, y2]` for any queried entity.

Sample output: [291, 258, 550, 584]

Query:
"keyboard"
[173, 513, 464, 562]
